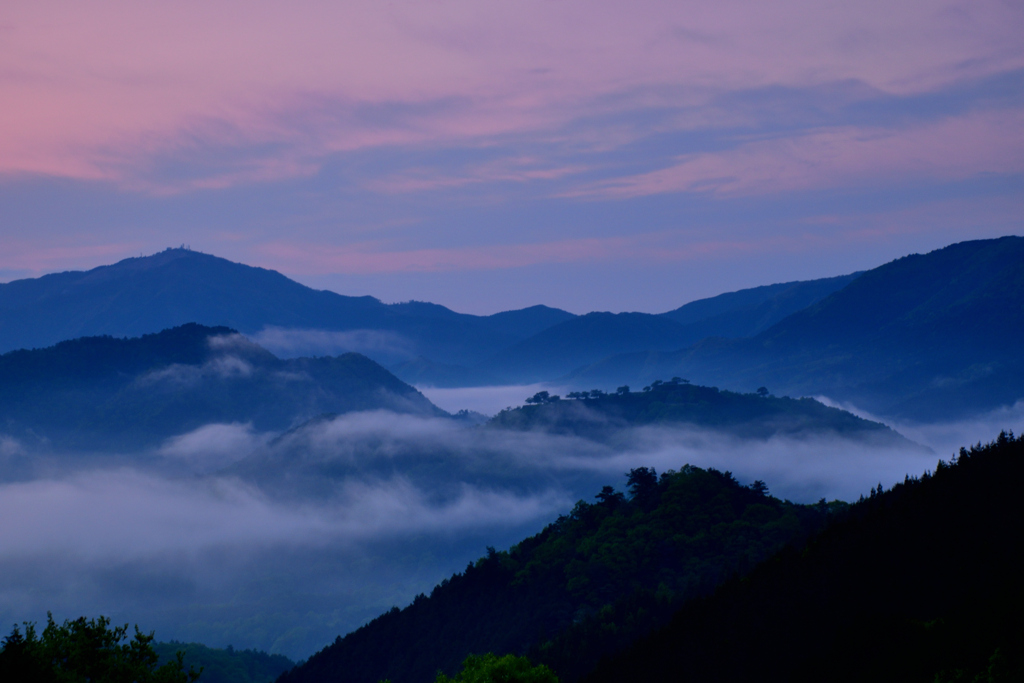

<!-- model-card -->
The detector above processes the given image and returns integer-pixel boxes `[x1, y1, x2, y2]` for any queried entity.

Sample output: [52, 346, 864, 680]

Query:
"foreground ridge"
[584, 431, 1024, 683]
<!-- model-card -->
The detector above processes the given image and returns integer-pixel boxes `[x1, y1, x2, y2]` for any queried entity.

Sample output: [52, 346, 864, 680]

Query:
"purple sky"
[1, 0, 1021, 313]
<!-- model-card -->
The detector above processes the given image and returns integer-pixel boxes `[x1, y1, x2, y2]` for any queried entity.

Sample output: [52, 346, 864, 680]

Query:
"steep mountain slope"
[660, 272, 860, 338]
[0, 324, 443, 449]
[570, 237, 1024, 420]
[0, 249, 573, 365]
[277, 466, 836, 683]
[584, 433, 1024, 683]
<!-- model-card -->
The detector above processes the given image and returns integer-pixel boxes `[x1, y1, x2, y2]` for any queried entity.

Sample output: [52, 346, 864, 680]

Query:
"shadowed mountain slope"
[276, 465, 837, 683]
[478, 313, 695, 384]
[660, 271, 861, 338]
[0, 323, 442, 449]
[583, 432, 1024, 683]
[470, 274, 859, 385]
[570, 236, 1024, 420]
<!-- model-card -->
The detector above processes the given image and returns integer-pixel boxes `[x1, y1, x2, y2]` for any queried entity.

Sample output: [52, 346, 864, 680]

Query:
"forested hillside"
[153, 642, 293, 683]
[278, 465, 838, 683]
[584, 432, 1024, 683]
[488, 379, 909, 444]
[0, 323, 442, 449]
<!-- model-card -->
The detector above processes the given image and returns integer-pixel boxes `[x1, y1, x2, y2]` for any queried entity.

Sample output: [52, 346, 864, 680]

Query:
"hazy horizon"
[1, 1, 1021, 313]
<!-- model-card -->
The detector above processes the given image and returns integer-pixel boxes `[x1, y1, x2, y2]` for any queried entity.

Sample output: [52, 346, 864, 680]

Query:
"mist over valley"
[0, 238, 1021, 679]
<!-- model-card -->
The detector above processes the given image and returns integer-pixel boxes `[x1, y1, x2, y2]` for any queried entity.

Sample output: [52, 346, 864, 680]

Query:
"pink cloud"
[251, 230, 897, 276]
[363, 157, 592, 194]
[567, 110, 1024, 198]
[0, 1, 1021, 190]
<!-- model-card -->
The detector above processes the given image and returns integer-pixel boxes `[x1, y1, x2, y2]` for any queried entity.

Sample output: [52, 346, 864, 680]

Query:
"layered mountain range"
[0, 323, 440, 450]
[1, 236, 1021, 421]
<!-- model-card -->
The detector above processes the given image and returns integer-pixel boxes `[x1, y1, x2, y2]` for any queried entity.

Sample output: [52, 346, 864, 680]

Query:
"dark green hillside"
[0, 324, 443, 449]
[584, 432, 1024, 683]
[487, 380, 907, 444]
[571, 236, 1024, 420]
[278, 466, 836, 683]
[154, 642, 293, 683]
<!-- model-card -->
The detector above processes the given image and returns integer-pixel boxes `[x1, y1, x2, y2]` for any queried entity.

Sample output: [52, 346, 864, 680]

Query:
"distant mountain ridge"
[0, 247, 859, 388]
[660, 272, 861, 337]
[569, 236, 1024, 420]
[477, 313, 696, 385]
[0, 248, 574, 365]
[3, 238, 1020, 421]
[0, 323, 442, 449]
[466, 271, 858, 385]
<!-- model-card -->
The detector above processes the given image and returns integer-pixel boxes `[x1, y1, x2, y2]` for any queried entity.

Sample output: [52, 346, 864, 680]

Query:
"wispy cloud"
[1, 1, 1020, 192]
[0, 1, 1021, 315]
[567, 110, 1024, 198]
[0, 469, 566, 561]
[252, 327, 416, 359]
[158, 423, 268, 472]
[363, 157, 592, 194]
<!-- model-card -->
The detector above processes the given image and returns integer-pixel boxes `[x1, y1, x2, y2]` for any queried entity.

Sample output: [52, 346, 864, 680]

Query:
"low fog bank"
[253, 327, 415, 363]
[815, 397, 1024, 458]
[0, 464, 563, 658]
[418, 383, 570, 416]
[1, 402, 1016, 659]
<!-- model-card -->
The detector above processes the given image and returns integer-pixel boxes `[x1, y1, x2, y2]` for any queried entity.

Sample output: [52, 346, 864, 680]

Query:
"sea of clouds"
[0, 388, 1020, 659]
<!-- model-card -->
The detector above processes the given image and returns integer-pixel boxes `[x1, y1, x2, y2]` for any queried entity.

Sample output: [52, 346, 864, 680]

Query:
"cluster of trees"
[432, 654, 558, 683]
[279, 464, 836, 683]
[494, 377, 896, 443]
[640, 378, 689, 392]
[0, 614, 200, 682]
[584, 432, 1024, 682]
[152, 642, 293, 683]
[560, 381, 693, 401]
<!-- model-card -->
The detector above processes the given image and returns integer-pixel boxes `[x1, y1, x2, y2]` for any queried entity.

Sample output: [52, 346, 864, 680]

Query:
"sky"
[1, 0, 1022, 314]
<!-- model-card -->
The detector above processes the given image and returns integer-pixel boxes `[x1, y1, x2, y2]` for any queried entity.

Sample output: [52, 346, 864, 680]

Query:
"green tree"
[0, 613, 200, 683]
[436, 653, 558, 683]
